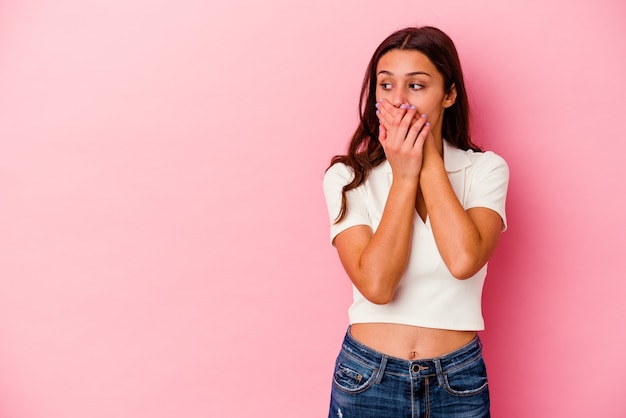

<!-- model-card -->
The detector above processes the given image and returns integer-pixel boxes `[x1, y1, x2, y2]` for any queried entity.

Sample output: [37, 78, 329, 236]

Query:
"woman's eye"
[380, 82, 392, 90]
[409, 83, 424, 90]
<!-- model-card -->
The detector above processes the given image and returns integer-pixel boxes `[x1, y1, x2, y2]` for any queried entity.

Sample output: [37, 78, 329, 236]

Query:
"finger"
[405, 114, 428, 147]
[396, 105, 419, 144]
[377, 99, 405, 127]
[413, 120, 431, 150]
[375, 102, 390, 130]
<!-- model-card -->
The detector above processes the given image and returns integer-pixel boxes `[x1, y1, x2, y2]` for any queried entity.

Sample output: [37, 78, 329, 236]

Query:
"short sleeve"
[323, 163, 372, 244]
[466, 151, 510, 231]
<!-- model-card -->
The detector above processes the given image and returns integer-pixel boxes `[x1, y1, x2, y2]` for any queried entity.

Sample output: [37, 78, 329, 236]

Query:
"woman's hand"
[331, 99, 432, 304]
[376, 98, 430, 183]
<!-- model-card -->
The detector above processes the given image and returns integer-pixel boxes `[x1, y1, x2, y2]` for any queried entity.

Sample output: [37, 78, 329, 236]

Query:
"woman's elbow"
[446, 253, 485, 280]
[358, 282, 395, 305]
[365, 293, 394, 305]
[449, 268, 476, 280]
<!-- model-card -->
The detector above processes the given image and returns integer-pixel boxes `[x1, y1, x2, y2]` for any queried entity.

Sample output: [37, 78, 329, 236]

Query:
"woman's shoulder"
[324, 161, 354, 183]
[323, 162, 356, 198]
[325, 160, 352, 174]
[456, 145, 508, 171]
[473, 150, 508, 176]
[324, 160, 390, 183]
[459, 147, 510, 187]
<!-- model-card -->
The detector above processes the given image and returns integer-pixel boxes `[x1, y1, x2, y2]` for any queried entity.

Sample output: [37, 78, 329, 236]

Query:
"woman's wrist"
[420, 153, 445, 182]
[390, 176, 420, 193]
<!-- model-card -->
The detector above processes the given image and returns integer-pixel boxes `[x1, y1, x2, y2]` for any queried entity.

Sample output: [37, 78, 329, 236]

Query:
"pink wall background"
[1, 0, 625, 416]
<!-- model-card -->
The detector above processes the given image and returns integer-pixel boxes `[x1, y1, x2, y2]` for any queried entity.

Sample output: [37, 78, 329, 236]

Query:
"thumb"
[378, 123, 387, 145]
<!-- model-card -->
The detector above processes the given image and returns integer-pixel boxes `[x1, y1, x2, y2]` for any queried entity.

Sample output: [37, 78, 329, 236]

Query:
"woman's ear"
[443, 84, 457, 108]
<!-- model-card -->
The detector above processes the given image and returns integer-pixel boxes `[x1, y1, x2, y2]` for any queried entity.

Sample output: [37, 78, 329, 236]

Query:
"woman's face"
[375, 49, 456, 139]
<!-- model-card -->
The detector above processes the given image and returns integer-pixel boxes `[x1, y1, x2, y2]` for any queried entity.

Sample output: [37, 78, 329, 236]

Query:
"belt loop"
[433, 358, 444, 387]
[374, 355, 388, 384]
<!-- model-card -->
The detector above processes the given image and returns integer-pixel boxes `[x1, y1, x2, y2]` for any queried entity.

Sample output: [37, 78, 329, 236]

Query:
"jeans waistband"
[340, 326, 483, 383]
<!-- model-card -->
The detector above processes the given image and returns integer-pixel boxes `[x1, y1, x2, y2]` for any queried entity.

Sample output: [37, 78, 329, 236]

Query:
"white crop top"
[323, 140, 509, 331]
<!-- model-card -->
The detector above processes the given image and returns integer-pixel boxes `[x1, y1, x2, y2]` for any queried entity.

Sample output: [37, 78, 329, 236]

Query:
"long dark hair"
[329, 26, 481, 223]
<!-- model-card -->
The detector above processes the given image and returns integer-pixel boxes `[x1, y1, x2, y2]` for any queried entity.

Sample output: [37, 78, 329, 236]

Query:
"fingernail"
[375, 102, 379, 108]
[409, 105, 416, 110]
[400, 104, 407, 109]
[421, 114, 427, 119]
[425, 122, 430, 127]
[376, 110, 381, 116]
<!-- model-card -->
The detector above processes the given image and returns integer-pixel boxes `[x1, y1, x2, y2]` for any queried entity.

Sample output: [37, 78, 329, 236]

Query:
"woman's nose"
[391, 88, 406, 107]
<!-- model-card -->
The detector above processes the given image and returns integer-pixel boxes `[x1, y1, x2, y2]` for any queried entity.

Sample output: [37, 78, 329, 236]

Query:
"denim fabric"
[328, 327, 490, 418]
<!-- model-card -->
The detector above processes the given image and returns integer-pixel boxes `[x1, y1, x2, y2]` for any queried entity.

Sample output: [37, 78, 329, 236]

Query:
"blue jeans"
[328, 327, 490, 418]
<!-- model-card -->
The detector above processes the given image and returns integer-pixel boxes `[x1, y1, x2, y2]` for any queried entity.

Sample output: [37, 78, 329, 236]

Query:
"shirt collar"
[443, 139, 472, 173]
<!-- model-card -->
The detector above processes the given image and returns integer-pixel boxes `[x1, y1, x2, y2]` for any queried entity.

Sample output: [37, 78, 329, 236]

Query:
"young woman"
[323, 26, 509, 417]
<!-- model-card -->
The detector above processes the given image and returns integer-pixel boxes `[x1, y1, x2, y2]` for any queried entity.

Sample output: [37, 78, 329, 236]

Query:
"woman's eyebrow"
[377, 70, 432, 77]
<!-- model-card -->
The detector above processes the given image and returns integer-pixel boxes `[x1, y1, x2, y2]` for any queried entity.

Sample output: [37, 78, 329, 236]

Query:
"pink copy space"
[0, 0, 625, 417]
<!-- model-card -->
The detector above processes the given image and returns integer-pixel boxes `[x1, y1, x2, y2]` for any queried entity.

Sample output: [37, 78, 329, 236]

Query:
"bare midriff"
[350, 323, 476, 360]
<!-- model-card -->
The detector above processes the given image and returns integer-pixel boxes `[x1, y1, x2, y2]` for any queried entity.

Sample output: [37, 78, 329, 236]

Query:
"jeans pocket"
[443, 355, 489, 397]
[332, 351, 377, 394]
